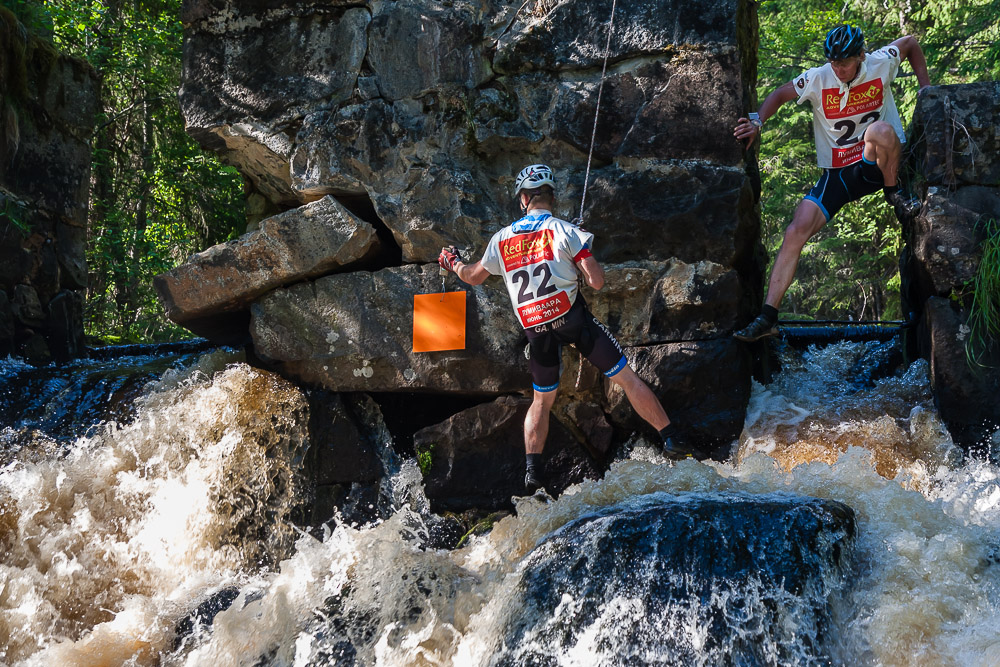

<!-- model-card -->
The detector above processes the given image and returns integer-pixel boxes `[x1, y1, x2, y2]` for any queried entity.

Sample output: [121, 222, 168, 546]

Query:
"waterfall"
[1, 340, 999, 666]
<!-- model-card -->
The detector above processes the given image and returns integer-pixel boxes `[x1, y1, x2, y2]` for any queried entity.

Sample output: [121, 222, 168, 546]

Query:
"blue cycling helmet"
[824, 24, 865, 60]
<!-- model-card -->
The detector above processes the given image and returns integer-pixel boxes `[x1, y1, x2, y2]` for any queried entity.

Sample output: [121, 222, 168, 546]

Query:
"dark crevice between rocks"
[369, 391, 500, 458]
[332, 192, 403, 272]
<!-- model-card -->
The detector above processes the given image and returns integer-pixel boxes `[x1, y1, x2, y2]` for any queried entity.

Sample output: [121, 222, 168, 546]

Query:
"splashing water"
[0, 351, 310, 664]
[1, 341, 999, 666]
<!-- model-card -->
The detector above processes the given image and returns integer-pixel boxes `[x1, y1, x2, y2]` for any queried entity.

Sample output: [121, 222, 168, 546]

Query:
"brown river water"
[0, 341, 998, 666]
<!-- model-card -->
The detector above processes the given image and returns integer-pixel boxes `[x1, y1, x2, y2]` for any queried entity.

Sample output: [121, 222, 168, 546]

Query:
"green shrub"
[416, 443, 434, 477]
[966, 218, 1000, 367]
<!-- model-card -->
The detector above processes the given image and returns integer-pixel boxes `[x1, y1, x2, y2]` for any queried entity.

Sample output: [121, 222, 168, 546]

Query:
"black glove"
[438, 246, 462, 272]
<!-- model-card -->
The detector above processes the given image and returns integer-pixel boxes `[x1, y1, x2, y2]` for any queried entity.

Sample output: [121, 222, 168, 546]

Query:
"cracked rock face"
[154, 196, 380, 341]
[168, 0, 763, 461]
[904, 83, 1000, 448]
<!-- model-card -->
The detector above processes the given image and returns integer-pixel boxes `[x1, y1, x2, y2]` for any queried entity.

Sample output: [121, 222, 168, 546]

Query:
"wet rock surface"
[497, 492, 856, 666]
[919, 298, 1000, 450]
[414, 395, 601, 512]
[605, 339, 752, 458]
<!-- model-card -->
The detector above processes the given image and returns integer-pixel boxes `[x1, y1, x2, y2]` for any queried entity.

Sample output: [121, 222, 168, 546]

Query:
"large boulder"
[904, 84, 1000, 449]
[578, 162, 757, 268]
[494, 492, 856, 666]
[919, 298, 1000, 449]
[290, 99, 505, 263]
[588, 260, 745, 343]
[249, 263, 529, 394]
[905, 186, 1000, 298]
[180, 5, 370, 204]
[367, 0, 492, 101]
[604, 339, 752, 458]
[1, 54, 98, 227]
[0, 17, 97, 363]
[304, 391, 400, 526]
[910, 82, 1000, 188]
[414, 395, 601, 511]
[494, 0, 741, 73]
[167, 0, 763, 473]
[249, 261, 751, 394]
[154, 196, 379, 341]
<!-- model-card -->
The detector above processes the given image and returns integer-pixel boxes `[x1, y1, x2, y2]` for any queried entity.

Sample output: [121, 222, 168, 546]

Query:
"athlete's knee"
[609, 365, 641, 390]
[783, 217, 817, 248]
[784, 200, 826, 245]
[864, 121, 899, 149]
[531, 388, 558, 409]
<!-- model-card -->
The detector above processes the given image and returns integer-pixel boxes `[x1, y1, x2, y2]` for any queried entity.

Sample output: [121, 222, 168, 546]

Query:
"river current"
[0, 341, 998, 666]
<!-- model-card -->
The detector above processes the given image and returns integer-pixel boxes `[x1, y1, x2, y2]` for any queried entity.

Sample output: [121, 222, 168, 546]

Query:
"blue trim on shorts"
[804, 195, 831, 222]
[862, 155, 876, 165]
[603, 355, 628, 378]
[533, 381, 559, 393]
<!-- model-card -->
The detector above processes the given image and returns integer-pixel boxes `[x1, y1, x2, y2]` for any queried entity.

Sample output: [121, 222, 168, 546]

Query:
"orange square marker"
[413, 292, 466, 352]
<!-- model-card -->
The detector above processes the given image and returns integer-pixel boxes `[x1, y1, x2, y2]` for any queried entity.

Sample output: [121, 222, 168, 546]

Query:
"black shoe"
[733, 315, 779, 343]
[661, 436, 695, 461]
[885, 189, 921, 219]
[525, 469, 545, 494]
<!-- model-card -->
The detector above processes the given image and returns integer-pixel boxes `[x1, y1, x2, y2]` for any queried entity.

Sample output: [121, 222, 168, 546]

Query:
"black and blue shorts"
[523, 298, 628, 392]
[805, 156, 884, 221]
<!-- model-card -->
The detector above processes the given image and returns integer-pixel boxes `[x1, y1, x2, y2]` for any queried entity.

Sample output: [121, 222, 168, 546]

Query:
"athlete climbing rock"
[439, 164, 690, 494]
[733, 24, 931, 342]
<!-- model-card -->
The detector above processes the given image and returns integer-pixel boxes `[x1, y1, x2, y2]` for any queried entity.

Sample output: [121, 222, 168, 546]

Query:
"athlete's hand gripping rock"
[438, 246, 462, 272]
[734, 116, 762, 149]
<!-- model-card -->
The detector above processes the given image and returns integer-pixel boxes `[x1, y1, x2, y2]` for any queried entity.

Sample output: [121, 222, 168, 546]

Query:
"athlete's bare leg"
[524, 388, 558, 454]
[764, 198, 828, 309]
[609, 366, 670, 431]
[862, 120, 902, 188]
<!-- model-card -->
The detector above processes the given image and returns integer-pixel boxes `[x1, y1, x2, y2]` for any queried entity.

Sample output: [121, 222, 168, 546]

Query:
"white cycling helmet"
[514, 164, 556, 196]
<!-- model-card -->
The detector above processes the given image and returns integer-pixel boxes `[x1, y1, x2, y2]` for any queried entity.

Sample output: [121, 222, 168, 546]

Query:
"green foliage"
[417, 443, 434, 476]
[0, 1, 54, 40]
[38, 0, 245, 343]
[966, 219, 1000, 367]
[757, 0, 999, 321]
[0, 192, 30, 238]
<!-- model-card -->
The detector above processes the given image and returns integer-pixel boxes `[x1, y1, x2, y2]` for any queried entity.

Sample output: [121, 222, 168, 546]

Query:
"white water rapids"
[1, 341, 999, 666]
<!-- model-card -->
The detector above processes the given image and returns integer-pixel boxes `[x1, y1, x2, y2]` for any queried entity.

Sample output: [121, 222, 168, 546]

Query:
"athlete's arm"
[577, 255, 604, 290]
[453, 260, 491, 285]
[891, 35, 931, 89]
[734, 81, 798, 148]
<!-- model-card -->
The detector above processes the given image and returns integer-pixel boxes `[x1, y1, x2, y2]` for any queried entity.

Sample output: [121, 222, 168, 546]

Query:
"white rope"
[574, 0, 618, 391]
[576, 0, 619, 228]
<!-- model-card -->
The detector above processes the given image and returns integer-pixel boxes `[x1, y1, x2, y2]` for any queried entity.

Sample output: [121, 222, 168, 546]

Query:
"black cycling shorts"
[804, 155, 883, 221]
[523, 298, 628, 392]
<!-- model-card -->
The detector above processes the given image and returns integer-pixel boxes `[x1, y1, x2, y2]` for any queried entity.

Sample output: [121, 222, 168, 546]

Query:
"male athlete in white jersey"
[439, 164, 689, 493]
[732, 24, 931, 342]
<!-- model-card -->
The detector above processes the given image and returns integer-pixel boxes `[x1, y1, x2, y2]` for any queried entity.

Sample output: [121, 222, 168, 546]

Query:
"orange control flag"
[413, 291, 466, 352]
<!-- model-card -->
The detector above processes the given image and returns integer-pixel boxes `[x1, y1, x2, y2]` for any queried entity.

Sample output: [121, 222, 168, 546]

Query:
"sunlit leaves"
[36, 0, 245, 342]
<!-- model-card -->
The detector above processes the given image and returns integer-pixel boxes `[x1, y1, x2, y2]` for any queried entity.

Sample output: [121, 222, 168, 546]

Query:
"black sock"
[658, 424, 678, 441]
[526, 453, 542, 473]
[883, 185, 900, 200]
[761, 304, 779, 324]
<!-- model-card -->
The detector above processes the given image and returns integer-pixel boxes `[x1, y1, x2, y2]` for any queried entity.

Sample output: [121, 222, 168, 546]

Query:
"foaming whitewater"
[2, 340, 1000, 666]
[0, 350, 311, 664]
